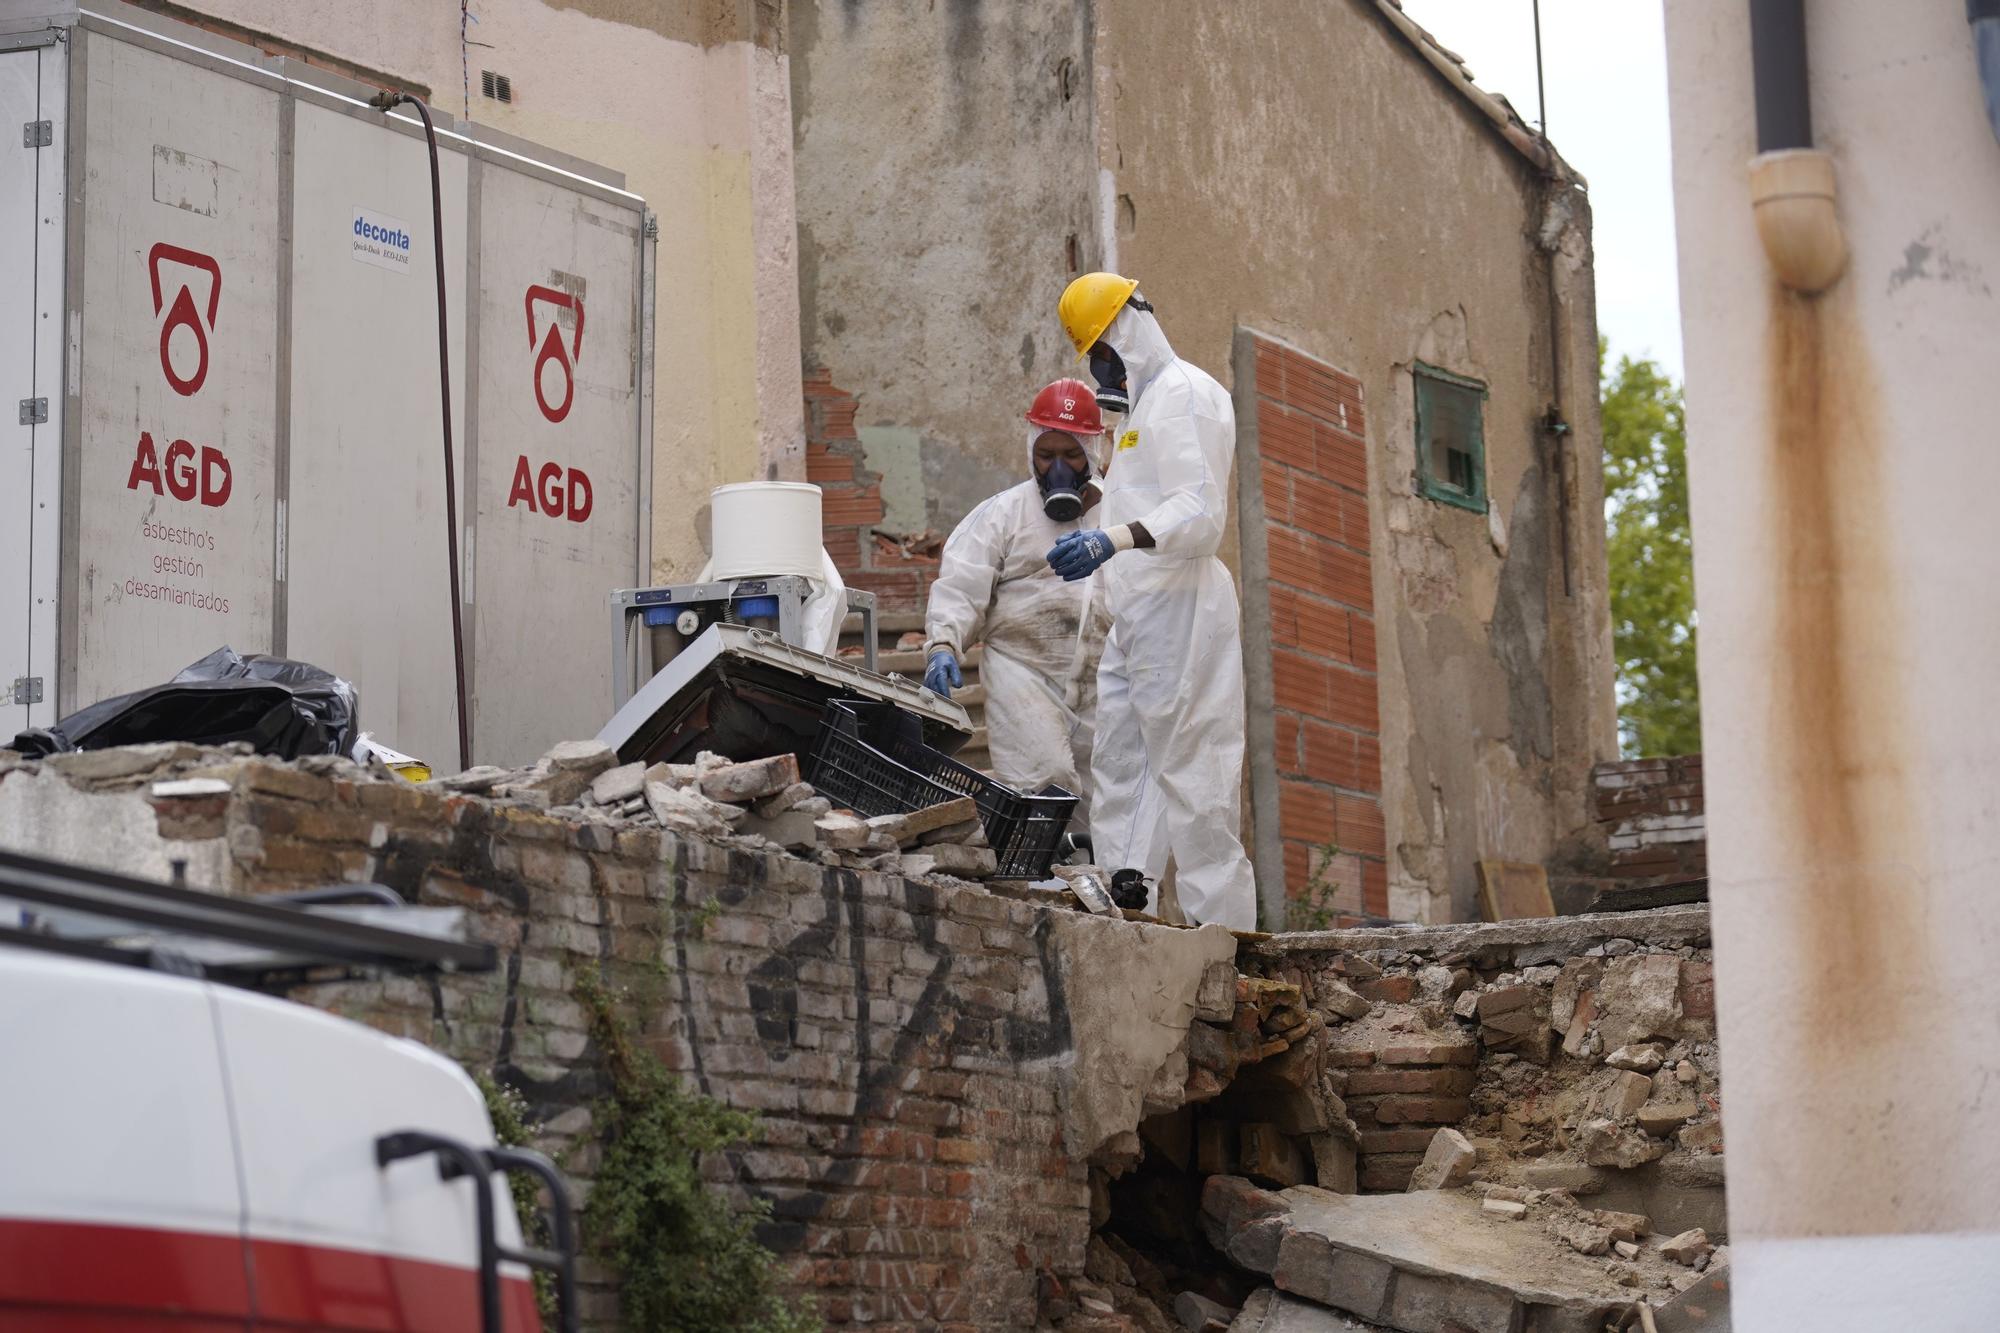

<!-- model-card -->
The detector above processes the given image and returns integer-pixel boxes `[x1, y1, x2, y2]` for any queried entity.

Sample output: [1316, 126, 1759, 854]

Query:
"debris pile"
[1066, 911, 1727, 1332]
[444, 737, 1011, 884]
[1248, 915, 1722, 1227]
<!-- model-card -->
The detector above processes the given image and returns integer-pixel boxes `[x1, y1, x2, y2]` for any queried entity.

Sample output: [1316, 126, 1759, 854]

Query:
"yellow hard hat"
[1059, 272, 1140, 359]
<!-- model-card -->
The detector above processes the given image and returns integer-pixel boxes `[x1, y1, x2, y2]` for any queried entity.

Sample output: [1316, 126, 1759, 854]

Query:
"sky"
[1397, 0, 1684, 383]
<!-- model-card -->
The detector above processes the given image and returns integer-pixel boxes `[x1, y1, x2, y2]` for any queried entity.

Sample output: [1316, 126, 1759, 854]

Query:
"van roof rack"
[0, 846, 495, 991]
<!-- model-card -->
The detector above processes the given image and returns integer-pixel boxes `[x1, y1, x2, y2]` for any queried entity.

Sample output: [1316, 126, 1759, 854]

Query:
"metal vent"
[480, 70, 513, 103]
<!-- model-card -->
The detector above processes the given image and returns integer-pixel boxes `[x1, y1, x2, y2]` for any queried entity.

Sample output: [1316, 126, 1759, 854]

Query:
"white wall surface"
[1665, 2, 2000, 1326]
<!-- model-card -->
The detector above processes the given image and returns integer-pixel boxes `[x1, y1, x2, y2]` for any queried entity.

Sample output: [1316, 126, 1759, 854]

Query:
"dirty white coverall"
[925, 440, 1111, 822]
[1089, 305, 1256, 930]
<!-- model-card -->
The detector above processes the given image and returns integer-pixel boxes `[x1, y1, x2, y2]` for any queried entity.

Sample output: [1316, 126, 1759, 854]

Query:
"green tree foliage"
[1601, 342, 1701, 757]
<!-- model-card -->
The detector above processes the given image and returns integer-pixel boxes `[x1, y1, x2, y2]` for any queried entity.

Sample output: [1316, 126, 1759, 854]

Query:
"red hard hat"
[1025, 378, 1104, 435]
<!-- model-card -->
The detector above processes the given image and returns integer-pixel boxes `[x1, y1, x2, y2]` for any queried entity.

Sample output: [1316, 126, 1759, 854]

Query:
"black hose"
[371, 92, 472, 772]
[1748, 0, 1813, 153]
[1531, 0, 1572, 597]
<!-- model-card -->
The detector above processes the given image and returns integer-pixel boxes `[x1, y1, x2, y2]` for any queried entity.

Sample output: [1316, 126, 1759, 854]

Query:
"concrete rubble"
[436, 738, 1034, 892]
[1237, 910, 1726, 1239]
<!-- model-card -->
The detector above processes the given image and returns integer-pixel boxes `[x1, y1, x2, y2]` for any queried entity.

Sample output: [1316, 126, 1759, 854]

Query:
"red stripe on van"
[0, 1219, 540, 1331]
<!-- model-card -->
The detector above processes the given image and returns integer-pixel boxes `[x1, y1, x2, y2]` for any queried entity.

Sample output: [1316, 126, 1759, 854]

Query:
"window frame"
[1411, 360, 1490, 514]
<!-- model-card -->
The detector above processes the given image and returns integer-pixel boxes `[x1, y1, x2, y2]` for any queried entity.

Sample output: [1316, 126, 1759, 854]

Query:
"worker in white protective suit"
[923, 379, 1112, 825]
[1047, 273, 1257, 931]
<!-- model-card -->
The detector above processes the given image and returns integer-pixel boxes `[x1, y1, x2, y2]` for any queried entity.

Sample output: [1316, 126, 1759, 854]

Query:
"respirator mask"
[1039, 454, 1090, 523]
[1088, 344, 1129, 416]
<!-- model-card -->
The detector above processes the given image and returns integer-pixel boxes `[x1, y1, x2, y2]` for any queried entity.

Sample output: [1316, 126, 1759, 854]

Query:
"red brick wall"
[8, 752, 1099, 1328]
[1250, 337, 1387, 918]
[1592, 755, 1706, 881]
[804, 369, 940, 614]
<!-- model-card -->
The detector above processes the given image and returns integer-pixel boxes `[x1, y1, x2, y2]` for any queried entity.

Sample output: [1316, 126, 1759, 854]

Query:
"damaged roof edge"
[1368, 0, 1585, 186]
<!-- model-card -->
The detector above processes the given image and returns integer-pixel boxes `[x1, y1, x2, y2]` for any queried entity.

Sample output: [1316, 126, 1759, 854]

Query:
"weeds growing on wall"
[1285, 841, 1350, 932]
[572, 966, 816, 1333]
[473, 1071, 559, 1325]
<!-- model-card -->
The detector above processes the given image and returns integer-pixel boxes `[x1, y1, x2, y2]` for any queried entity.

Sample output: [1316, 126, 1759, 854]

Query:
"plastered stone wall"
[790, 0, 1620, 926]
[789, 0, 1101, 541]
[1094, 0, 1618, 926]
[0, 746, 1235, 1330]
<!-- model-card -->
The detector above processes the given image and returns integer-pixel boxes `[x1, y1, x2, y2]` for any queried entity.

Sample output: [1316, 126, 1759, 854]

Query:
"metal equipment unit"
[0, 1, 655, 768]
[609, 579, 879, 711]
[597, 623, 968, 769]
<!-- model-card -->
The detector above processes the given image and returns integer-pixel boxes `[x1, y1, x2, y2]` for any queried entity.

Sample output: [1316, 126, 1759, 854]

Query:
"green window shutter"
[1413, 360, 1489, 514]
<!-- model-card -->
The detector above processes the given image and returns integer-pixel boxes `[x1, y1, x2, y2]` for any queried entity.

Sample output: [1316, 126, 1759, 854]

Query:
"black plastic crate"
[807, 698, 1076, 881]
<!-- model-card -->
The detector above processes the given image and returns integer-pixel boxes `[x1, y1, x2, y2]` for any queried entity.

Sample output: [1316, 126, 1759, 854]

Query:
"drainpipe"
[1973, 0, 2000, 145]
[1747, 0, 1847, 293]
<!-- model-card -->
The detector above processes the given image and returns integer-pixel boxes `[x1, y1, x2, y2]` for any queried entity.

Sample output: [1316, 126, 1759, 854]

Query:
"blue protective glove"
[924, 649, 961, 697]
[1048, 529, 1116, 582]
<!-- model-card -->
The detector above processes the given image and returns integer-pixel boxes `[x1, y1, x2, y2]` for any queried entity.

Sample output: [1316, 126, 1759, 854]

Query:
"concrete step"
[842, 608, 926, 636]
[839, 609, 926, 652]
[1204, 1178, 1698, 1333]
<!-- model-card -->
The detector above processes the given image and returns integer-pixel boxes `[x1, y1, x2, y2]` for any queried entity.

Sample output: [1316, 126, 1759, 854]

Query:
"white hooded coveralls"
[1089, 304, 1257, 930]
[925, 433, 1110, 820]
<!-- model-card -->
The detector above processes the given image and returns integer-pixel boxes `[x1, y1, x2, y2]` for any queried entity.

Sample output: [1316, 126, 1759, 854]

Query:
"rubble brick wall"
[806, 367, 941, 613]
[0, 747, 1240, 1330]
[1592, 756, 1706, 881]
[1247, 334, 1387, 918]
[1236, 908, 1724, 1239]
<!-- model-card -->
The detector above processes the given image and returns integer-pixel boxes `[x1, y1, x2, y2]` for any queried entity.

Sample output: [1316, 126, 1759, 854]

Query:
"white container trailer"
[0, 1, 654, 768]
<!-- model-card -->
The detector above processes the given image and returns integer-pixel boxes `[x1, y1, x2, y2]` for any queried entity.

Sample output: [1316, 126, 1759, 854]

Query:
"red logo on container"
[506, 455, 593, 523]
[525, 285, 585, 423]
[148, 244, 222, 397]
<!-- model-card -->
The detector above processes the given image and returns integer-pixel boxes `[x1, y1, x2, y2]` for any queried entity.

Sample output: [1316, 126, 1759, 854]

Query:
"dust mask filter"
[1089, 344, 1129, 416]
[1039, 456, 1088, 522]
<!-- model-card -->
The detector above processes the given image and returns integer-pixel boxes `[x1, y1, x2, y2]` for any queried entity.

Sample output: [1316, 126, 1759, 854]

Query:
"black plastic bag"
[9, 646, 359, 759]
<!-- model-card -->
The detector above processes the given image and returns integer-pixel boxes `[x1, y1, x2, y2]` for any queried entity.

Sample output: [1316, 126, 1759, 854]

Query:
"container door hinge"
[21, 120, 51, 148]
[11, 677, 43, 706]
[18, 397, 47, 425]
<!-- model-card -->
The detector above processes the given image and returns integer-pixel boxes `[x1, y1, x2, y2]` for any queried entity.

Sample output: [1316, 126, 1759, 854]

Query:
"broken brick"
[1405, 1128, 1476, 1191]
[1377, 1039, 1476, 1066]
[700, 753, 801, 803]
[1355, 976, 1416, 1004]
[1598, 1070, 1653, 1119]
[1661, 1228, 1713, 1265]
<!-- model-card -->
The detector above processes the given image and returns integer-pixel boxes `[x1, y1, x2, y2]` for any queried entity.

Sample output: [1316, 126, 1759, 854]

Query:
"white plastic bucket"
[708, 482, 826, 580]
